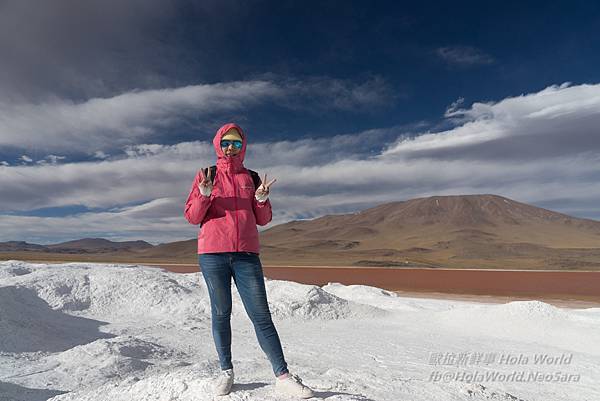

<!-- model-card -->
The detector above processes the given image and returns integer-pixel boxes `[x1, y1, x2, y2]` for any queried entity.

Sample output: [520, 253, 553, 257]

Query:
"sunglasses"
[220, 140, 243, 149]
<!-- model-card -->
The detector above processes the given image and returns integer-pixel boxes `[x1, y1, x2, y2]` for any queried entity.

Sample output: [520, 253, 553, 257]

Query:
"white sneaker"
[275, 373, 315, 398]
[214, 368, 234, 396]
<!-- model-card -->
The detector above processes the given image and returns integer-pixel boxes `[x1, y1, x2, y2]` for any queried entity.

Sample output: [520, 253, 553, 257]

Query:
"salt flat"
[1, 260, 598, 401]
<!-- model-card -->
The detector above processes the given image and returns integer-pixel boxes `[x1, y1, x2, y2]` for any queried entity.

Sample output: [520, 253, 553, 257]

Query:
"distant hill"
[0, 241, 48, 252]
[46, 238, 153, 253]
[3, 194, 600, 269]
[119, 239, 196, 259]
[0, 238, 153, 254]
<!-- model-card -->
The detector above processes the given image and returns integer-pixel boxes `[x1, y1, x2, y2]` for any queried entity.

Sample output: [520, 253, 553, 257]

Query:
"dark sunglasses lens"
[221, 140, 242, 149]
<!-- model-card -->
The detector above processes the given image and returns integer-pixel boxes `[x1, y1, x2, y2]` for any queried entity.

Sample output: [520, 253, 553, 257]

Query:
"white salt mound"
[0, 284, 113, 353]
[433, 300, 600, 355]
[266, 279, 390, 320]
[1, 262, 211, 324]
[322, 282, 423, 312]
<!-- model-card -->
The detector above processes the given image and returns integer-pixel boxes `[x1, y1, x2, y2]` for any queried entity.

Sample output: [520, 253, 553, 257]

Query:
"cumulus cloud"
[1, 82, 600, 243]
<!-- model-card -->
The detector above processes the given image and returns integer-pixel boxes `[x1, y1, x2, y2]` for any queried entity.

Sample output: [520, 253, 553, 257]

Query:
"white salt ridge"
[0, 263, 33, 279]
[266, 280, 390, 319]
[0, 285, 113, 353]
[433, 300, 600, 355]
[321, 282, 482, 312]
[1, 260, 599, 401]
[0, 260, 386, 323]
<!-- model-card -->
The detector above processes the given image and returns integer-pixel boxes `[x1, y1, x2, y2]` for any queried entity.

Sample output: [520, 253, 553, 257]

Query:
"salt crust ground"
[1, 260, 599, 401]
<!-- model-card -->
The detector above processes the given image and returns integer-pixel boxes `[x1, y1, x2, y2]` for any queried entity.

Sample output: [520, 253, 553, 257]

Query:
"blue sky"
[1, 0, 600, 244]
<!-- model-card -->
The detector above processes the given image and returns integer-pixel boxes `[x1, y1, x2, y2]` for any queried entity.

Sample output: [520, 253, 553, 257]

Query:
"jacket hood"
[213, 122, 247, 171]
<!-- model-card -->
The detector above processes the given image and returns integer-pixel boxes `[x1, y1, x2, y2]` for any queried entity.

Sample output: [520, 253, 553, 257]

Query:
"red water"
[147, 263, 600, 303]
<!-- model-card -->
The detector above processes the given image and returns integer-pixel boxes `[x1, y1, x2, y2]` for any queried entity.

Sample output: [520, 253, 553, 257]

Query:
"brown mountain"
[255, 194, 600, 269]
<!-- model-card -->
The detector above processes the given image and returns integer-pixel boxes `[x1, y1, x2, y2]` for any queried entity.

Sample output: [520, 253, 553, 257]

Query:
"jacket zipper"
[233, 170, 239, 252]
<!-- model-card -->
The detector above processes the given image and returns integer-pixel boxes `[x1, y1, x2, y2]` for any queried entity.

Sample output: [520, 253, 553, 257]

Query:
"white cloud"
[93, 151, 110, 159]
[435, 46, 494, 66]
[0, 76, 394, 154]
[0, 203, 191, 245]
[382, 83, 600, 160]
[271, 74, 398, 112]
[0, 80, 284, 153]
[444, 97, 465, 116]
[36, 155, 66, 165]
[1, 82, 600, 243]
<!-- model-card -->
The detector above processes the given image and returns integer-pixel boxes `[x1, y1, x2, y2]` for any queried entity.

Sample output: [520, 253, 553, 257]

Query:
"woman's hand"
[255, 173, 276, 202]
[198, 167, 213, 197]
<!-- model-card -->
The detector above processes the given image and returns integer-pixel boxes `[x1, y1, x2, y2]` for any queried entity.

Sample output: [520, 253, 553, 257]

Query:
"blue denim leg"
[199, 253, 234, 371]
[231, 252, 289, 376]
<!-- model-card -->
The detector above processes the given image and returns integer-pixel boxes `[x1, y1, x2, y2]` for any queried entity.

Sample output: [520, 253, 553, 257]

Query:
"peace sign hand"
[198, 167, 213, 197]
[255, 173, 276, 202]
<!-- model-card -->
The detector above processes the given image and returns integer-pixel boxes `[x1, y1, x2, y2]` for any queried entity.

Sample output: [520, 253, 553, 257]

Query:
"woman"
[184, 122, 315, 398]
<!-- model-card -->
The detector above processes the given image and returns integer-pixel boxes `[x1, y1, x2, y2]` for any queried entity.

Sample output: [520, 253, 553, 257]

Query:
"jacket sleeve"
[184, 171, 212, 225]
[253, 197, 272, 226]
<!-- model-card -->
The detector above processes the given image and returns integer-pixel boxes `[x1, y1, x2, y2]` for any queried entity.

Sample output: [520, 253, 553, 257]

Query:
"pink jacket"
[184, 123, 272, 254]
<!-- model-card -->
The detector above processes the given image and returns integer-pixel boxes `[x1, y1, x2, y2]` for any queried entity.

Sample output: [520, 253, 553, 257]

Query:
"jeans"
[199, 252, 289, 376]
